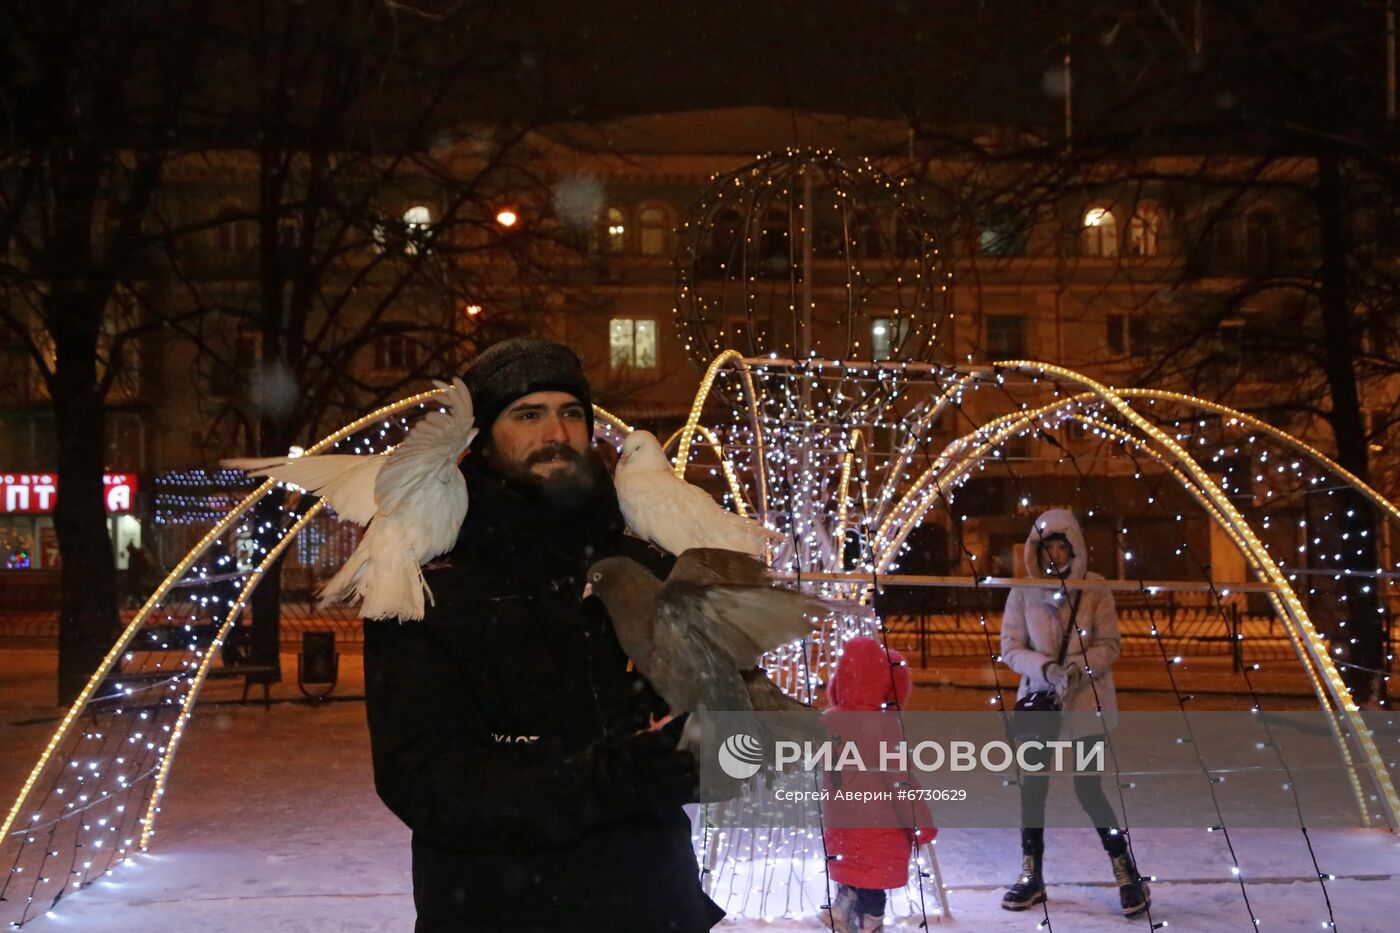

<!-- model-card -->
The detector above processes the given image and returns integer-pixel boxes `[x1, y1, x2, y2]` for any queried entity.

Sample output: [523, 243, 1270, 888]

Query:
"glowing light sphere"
[674, 149, 951, 380]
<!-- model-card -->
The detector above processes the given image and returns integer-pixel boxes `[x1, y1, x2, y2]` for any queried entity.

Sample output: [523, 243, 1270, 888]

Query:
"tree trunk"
[246, 487, 287, 681]
[245, 412, 294, 681]
[52, 294, 123, 705]
[1315, 155, 1386, 706]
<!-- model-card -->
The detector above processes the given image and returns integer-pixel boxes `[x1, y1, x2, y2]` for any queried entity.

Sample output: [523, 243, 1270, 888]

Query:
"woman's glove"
[1041, 661, 1085, 696]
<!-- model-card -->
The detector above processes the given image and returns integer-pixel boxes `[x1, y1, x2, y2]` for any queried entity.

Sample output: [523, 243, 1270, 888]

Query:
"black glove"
[585, 717, 698, 818]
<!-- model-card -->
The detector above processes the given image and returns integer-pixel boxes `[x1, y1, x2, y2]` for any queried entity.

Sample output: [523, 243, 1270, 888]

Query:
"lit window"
[605, 207, 625, 254]
[870, 317, 911, 359]
[403, 206, 433, 255]
[978, 206, 1024, 257]
[1126, 204, 1163, 257]
[609, 318, 657, 371]
[639, 206, 670, 256]
[1081, 207, 1119, 257]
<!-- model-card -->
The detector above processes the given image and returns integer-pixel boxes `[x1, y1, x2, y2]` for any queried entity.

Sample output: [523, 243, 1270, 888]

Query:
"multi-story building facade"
[2, 106, 1393, 607]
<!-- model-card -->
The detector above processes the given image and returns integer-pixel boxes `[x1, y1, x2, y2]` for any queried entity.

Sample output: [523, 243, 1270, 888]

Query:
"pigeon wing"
[741, 668, 813, 714]
[223, 454, 382, 525]
[742, 669, 828, 745]
[375, 378, 477, 517]
[657, 581, 820, 671]
[669, 548, 770, 587]
[650, 604, 751, 713]
[371, 379, 478, 561]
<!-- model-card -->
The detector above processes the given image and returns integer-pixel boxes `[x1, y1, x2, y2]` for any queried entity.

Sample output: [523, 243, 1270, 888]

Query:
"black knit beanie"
[463, 338, 593, 448]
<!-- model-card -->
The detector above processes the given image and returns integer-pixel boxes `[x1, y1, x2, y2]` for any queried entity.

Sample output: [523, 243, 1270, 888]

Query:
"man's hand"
[587, 718, 697, 817]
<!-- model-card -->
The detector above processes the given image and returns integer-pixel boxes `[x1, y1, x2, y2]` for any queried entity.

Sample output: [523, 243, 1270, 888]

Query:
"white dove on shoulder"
[613, 429, 782, 560]
[225, 377, 477, 621]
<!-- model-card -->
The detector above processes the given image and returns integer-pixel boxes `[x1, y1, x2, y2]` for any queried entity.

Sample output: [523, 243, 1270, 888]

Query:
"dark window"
[985, 315, 1026, 359]
[1107, 314, 1150, 354]
[214, 208, 253, 254]
[1244, 209, 1281, 274]
[1106, 315, 1126, 355]
[639, 206, 669, 256]
[1127, 315, 1151, 352]
[758, 208, 791, 275]
[209, 329, 260, 397]
[373, 335, 420, 373]
[702, 208, 744, 277]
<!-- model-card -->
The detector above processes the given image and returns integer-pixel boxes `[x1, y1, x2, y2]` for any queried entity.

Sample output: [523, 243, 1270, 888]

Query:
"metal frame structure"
[5, 352, 1397, 928]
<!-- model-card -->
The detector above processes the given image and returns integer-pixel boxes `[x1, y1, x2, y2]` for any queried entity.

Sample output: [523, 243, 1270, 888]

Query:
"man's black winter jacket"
[364, 459, 724, 932]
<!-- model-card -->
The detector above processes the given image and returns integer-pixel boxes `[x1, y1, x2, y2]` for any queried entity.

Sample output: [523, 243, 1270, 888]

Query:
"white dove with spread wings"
[225, 378, 477, 620]
[613, 430, 782, 559]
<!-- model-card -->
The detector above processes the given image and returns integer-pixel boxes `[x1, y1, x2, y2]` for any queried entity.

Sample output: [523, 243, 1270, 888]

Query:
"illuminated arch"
[8, 357, 1400, 928]
[0, 391, 671, 924]
[667, 353, 1400, 829]
[903, 396, 1379, 823]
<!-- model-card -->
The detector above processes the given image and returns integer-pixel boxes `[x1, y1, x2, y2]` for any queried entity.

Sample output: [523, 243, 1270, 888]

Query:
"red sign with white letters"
[0, 473, 138, 515]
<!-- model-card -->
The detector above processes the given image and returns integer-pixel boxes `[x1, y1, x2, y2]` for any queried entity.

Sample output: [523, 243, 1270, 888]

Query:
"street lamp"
[495, 208, 518, 228]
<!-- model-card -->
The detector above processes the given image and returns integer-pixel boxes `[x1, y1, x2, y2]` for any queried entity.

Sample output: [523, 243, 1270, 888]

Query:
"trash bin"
[298, 630, 338, 700]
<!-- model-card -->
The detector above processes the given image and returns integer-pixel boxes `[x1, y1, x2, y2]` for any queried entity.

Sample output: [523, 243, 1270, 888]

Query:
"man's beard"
[485, 442, 603, 508]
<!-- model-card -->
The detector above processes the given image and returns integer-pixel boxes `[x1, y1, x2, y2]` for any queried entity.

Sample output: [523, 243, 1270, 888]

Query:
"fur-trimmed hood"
[1022, 508, 1088, 580]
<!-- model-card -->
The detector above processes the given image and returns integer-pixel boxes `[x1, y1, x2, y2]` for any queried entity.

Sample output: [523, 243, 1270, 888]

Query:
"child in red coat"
[821, 637, 936, 933]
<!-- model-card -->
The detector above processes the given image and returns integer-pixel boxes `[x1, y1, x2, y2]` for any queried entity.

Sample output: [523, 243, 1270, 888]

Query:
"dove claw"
[645, 711, 678, 733]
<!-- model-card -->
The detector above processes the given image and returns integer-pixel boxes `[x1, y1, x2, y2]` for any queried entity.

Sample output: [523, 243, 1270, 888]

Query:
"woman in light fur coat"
[998, 508, 1150, 918]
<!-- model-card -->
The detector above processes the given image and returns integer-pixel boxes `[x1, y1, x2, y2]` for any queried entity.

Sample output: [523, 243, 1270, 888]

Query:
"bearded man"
[364, 338, 723, 932]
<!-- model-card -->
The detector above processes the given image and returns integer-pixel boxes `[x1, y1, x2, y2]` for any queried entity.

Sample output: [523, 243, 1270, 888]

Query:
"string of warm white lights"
[667, 348, 1395, 928]
[963, 384, 1273, 929]
[927, 363, 1390, 926]
[1079, 414, 1339, 927]
[9, 145, 1394, 930]
[884, 374, 1154, 932]
[0, 389, 443, 928]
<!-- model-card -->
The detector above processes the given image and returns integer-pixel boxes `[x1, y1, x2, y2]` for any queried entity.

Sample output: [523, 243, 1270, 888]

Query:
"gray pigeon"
[585, 548, 830, 800]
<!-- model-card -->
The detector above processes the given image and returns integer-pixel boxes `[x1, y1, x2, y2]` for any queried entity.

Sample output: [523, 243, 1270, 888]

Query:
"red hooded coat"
[822, 637, 937, 889]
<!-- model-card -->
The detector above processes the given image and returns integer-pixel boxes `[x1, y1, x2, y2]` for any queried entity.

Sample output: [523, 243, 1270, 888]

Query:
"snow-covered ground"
[3, 647, 1399, 931]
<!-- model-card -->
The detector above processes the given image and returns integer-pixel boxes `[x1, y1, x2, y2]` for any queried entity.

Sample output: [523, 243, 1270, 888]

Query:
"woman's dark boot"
[1110, 851, 1151, 917]
[1001, 851, 1046, 911]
